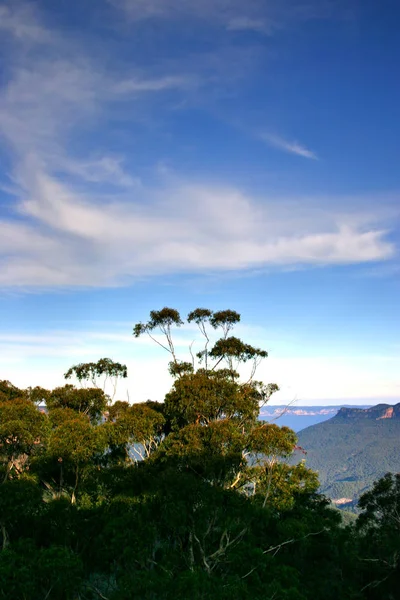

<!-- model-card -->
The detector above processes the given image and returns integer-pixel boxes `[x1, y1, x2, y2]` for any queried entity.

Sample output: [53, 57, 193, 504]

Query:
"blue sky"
[0, 0, 399, 405]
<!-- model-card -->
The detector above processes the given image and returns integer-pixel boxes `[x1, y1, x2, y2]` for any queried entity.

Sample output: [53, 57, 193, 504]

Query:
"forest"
[296, 411, 400, 509]
[0, 308, 399, 600]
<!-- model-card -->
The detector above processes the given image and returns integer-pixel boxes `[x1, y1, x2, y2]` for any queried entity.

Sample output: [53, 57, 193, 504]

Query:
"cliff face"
[336, 403, 400, 420]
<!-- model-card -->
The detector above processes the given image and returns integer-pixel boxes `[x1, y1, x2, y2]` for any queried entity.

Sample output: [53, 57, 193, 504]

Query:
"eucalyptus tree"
[0, 396, 48, 549]
[47, 412, 107, 504]
[64, 357, 128, 400]
[131, 307, 322, 580]
[134, 307, 267, 381]
[47, 385, 108, 423]
[0, 397, 48, 483]
[133, 307, 295, 492]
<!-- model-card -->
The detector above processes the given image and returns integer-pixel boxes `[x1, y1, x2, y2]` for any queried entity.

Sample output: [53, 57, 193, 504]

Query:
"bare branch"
[269, 396, 298, 423]
[263, 529, 326, 557]
[146, 331, 173, 355]
[189, 341, 196, 369]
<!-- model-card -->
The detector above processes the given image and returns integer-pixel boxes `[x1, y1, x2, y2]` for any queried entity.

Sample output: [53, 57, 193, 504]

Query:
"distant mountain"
[336, 403, 400, 420]
[260, 405, 371, 432]
[296, 403, 400, 510]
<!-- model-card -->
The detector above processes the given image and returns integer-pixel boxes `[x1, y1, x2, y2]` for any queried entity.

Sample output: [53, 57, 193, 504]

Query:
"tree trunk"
[71, 466, 79, 505]
[1, 523, 9, 550]
[2, 458, 13, 483]
[188, 530, 195, 571]
[59, 462, 63, 498]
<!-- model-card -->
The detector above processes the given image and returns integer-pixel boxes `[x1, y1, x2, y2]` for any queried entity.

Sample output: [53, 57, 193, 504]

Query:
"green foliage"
[0, 381, 24, 402]
[0, 308, 392, 599]
[209, 309, 241, 336]
[353, 473, 400, 599]
[64, 357, 128, 383]
[155, 420, 245, 485]
[48, 417, 106, 466]
[169, 360, 194, 377]
[47, 384, 108, 422]
[255, 462, 320, 511]
[138, 307, 184, 333]
[64, 358, 128, 401]
[107, 400, 130, 421]
[0, 397, 48, 481]
[208, 336, 267, 364]
[133, 307, 270, 380]
[249, 423, 297, 457]
[164, 369, 261, 429]
[187, 308, 213, 325]
[358, 472, 400, 529]
[112, 403, 165, 460]
[23, 386, 50, 405]
[0, 541, 83, 599]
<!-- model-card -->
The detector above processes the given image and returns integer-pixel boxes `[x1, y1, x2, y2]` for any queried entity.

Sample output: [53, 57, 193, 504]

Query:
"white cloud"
[0, 60, 103, 158]
[0, 1, 396, 289]
[0, 162, 396, 287]
[0, 2, 53, 43]
[0, 59, 194, 157]
[59, 156, 141, 188]
[262, 133, 318, 159]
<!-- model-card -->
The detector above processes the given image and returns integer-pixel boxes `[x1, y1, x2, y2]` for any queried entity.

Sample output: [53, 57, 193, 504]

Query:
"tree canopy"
[0, 309, 396, 599]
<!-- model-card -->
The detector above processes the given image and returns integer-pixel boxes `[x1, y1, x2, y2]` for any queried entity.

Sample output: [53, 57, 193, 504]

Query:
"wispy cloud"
[59, 156, 141, 188]
[0, 2, 53, 43]
[0, 159, 396, 287]
[262, 133, 318, 159]
[108, 0, 338, 32]
[108, 0, 244, 23]
[0, 1, 396, 289]
[114, 75, 197, 94]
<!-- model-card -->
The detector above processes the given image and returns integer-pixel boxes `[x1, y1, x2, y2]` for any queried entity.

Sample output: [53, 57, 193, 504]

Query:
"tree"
[0, 478, 42, 550]
[47, 414, 107, 504]
[47, 384, 108, 423]
[164, 369, 261, 429]
[24, 386, 51, 405]
[133, 307, 267, 382]
[64, 357, 128, 400]
[133, 308, 286, 495]
[0, 396, 48, 549]
[0, 397, 48, 483]
[133, 308, 184, 368]
[356, 473, 400, 599]
[105, 402, 165, 463]
[0, 540, 83, 599]
[0, 381, 24, 402]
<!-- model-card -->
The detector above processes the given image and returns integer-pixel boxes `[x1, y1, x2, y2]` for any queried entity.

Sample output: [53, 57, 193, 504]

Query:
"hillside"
[296, 403, 400, 510]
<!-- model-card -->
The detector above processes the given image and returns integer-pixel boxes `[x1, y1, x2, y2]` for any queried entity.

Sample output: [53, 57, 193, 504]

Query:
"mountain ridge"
[260, 405, 373, 431]
[296, 402, 400, 511]
[336, 403, 400, 420]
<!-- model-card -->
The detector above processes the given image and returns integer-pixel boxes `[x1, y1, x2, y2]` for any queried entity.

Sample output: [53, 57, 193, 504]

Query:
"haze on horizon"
[0, 0, 399, 406]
